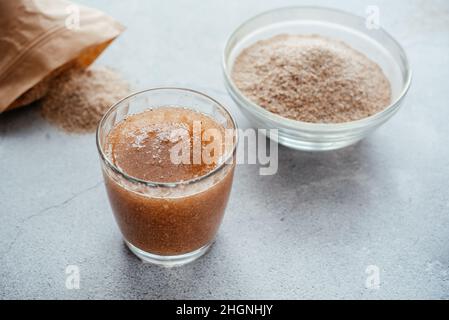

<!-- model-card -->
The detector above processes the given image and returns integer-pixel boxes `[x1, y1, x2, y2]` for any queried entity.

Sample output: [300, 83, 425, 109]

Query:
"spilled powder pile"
[41, 66, 130, 133]
[232, 34, 392, 123]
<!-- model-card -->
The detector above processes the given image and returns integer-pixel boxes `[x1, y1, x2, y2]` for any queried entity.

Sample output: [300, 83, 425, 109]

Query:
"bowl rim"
[222, 5, 412, 132]
[96, 87, 238, 188]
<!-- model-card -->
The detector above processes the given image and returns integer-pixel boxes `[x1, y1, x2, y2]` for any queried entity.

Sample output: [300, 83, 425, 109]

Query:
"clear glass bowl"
[223, 6, 412, 151]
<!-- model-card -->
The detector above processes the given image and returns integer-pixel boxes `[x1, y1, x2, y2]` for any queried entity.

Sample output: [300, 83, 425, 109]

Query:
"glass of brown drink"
[96, 88, 237, 267]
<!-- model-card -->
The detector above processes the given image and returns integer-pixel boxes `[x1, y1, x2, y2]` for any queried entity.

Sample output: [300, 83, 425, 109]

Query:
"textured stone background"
[1, 0, 448, 299]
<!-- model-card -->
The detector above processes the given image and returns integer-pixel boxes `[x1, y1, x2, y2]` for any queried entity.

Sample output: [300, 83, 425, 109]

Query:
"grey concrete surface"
[1, 0, 449, 299]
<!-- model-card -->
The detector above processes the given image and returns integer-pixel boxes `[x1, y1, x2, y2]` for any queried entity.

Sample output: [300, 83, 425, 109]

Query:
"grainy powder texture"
[41, 66, 130, 133]
[232, 34, 392, 123]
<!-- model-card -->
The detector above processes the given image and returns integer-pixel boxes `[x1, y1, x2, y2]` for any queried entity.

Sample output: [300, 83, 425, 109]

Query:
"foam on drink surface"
[106, 107, 226, 183]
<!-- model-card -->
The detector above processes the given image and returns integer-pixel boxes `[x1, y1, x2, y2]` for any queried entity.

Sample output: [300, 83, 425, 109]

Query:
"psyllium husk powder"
[40, 66, 130, 133]
[231, 34, 392, 123]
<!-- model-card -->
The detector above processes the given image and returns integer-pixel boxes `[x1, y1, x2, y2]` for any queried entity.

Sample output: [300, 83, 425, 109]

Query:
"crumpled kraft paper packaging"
[0, 0, 125, 113]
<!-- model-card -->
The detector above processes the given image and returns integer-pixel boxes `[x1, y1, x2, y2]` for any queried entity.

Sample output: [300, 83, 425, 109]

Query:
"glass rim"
[96, 87, 238, 188]
[222, 5, 413, 132]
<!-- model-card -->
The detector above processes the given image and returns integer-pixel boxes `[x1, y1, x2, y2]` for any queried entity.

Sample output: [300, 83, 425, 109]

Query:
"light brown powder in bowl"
[41, 66, 130, 133]
[231, 34, 392, 123]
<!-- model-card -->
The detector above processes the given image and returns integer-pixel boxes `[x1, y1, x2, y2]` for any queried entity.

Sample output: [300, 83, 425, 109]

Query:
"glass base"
[125, 240, 212, 267]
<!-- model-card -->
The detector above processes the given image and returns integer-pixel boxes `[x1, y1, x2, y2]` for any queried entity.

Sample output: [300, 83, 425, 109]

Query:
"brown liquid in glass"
[103, 107, 235, 255]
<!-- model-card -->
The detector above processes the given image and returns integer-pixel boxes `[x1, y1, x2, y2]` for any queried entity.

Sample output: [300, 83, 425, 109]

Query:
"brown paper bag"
[0, 0, 125, 113]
